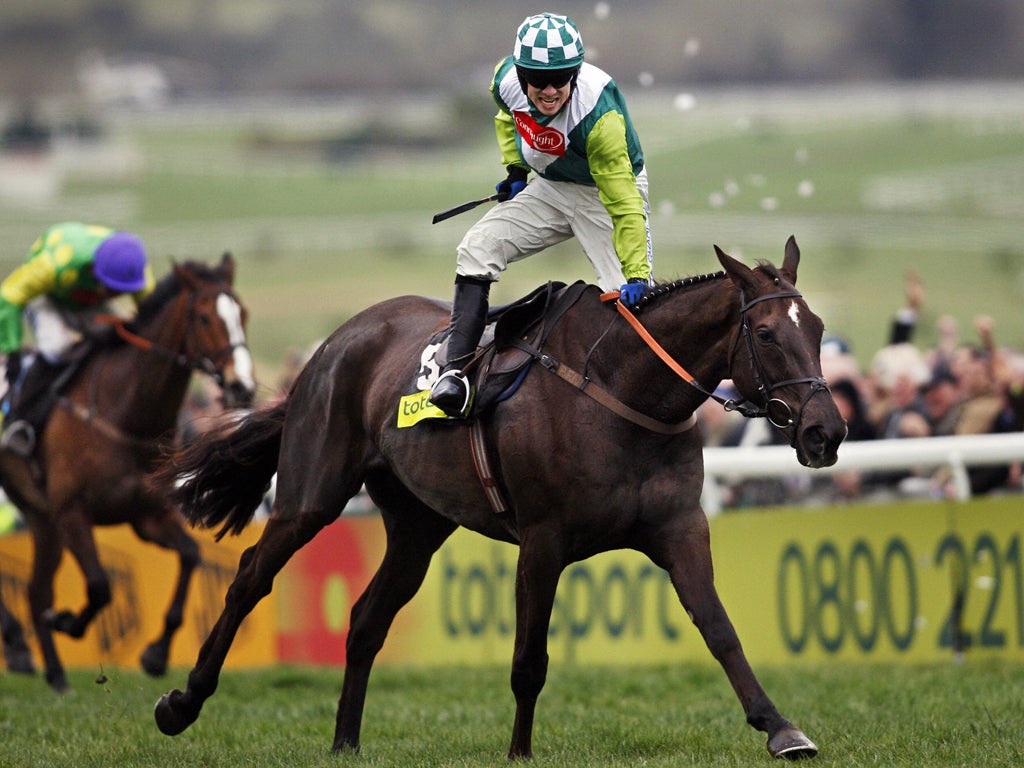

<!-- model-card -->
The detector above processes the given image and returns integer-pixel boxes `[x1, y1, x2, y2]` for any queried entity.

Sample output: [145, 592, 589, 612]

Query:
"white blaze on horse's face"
[216, 292, 256, 391]
[787, 301, 800, 327]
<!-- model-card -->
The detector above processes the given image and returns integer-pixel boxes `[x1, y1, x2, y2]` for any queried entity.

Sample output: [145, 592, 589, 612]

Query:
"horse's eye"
[197, 314, 212, 327]
[756, 328, 774, 344]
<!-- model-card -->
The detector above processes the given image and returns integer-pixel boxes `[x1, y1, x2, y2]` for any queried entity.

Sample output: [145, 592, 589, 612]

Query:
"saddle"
[1, 343, 96, 457]
[408, 280, 591, 425]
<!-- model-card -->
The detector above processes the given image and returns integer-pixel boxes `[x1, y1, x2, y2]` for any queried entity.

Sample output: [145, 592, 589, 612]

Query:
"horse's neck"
[106, 304, 192, 435]
[597, 280, 737, 419]
[651, 280, 737, 383]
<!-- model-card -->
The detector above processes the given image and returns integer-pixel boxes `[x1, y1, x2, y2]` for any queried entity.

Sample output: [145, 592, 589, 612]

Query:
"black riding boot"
[1, 355, 61, 457]
[428, 276, 490, 418]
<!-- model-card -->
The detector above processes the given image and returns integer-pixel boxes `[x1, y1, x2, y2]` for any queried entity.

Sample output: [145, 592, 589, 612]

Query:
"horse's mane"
[753, 260, 783, 282]
[635, 261, 786, 312]
[635, 270, 727, 311]
[89, 261, 216, 350]
[133, 260, 222, 329]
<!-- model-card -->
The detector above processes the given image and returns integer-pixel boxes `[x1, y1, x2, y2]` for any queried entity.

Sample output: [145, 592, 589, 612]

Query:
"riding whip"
[431, 194, 500, 224]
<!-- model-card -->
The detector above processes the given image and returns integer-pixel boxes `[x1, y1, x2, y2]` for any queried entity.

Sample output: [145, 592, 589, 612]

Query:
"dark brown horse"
[0, 254, 256, 692]
[154, 238, 846, 759]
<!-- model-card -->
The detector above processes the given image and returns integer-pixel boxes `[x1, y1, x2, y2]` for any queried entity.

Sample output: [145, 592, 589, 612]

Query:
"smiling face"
[526, 81, 572, 116]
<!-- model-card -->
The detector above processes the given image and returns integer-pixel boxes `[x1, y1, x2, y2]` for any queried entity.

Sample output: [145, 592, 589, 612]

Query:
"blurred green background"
[2, 86, 1023, 396]
[1, 3, 1022, 398]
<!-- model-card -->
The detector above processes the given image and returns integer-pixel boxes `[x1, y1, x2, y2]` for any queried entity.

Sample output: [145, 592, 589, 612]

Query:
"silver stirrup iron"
[430, 369, 471, 417]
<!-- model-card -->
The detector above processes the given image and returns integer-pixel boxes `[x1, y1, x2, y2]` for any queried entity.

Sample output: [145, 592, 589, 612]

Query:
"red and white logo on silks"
[513, 111, 566, 156]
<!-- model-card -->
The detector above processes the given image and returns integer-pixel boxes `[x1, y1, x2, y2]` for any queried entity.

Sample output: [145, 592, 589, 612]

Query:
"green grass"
[1, 661, 1022, 767]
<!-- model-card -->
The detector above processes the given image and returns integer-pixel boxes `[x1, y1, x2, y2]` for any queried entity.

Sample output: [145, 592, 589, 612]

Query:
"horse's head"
[174, 253, 257, 409]
[716, 236, 846, 468]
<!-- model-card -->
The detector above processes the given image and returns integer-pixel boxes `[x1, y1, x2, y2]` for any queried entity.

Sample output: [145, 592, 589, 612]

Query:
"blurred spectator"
[820, 334, 861, 385]
[823, 378, 877, 501]
[866, 342, 931, 439]
[830, 378, 876, 441]
[889, 268, 924, 345]
[177, 376, 225, 449]
[919, 370, 961, 436]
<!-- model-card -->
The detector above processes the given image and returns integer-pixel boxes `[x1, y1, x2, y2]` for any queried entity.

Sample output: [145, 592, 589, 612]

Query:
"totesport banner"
[0, 496, 1020, 670]
[0, 522, 276, 671]
[276, 495, 1024, 666]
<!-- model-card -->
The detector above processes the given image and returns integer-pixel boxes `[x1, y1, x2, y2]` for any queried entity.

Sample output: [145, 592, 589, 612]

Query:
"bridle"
[729, 290, 831, 435]
[609, 287, 831, 437]
[98, 280, 246, 388]
[180, 286, 248, 388]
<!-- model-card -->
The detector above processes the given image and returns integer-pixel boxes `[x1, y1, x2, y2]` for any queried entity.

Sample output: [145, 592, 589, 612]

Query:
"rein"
[602, 286, 830, 433]
[93, 283, 240, 387]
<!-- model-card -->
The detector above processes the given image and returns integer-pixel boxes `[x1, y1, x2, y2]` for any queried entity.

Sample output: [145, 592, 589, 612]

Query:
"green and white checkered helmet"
[513, 13, 585, 70]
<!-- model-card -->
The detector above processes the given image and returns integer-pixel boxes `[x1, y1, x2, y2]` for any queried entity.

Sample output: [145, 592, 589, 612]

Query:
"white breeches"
[455, 169, 652, 292]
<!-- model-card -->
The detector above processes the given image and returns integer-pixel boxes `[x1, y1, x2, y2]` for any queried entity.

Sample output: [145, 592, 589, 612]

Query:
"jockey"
[0, 222, 155, 454]
[429, 12, 654, 418]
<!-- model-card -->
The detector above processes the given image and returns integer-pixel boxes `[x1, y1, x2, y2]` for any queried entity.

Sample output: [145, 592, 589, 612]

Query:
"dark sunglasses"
[516, 65, 578, 91]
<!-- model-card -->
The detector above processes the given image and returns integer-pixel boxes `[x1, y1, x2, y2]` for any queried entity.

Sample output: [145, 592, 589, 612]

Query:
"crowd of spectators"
[700, 270, 1024, 509]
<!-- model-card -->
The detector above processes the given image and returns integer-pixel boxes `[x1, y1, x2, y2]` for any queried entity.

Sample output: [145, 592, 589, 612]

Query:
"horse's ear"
[174, 261, 200, 289]
[781, 235, 800, 285]
[219, 251, 236, 283]
[714, 244, 755, 291]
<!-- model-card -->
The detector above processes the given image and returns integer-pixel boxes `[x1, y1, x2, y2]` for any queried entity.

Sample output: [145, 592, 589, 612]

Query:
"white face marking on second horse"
[216, 292, 256, 390]
[787, 301, 800, 327]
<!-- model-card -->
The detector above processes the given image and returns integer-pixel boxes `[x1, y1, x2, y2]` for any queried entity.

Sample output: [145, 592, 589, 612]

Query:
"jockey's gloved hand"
[496, 166, 529, 202]
[4, 351, 20, 388]
[618, 278, 650, 309]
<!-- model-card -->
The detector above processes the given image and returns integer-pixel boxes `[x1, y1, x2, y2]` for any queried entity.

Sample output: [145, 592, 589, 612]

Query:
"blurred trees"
[857, 0, 1022, 79]
[0, 0, 1021, 102]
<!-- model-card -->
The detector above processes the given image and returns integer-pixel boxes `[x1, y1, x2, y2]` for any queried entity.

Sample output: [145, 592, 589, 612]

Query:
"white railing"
[702, 432, 1024, 515]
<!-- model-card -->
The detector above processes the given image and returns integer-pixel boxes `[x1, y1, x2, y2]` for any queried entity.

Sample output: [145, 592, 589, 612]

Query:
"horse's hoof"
[331, 738, 361, 755]
[46, 671, 72, 694]
[43, 609, 81, 637]
[4, 646, 36, 675]
[140, 644, 168, 677]
[767, 727, 818, 759]
[155, 690, 197, 736]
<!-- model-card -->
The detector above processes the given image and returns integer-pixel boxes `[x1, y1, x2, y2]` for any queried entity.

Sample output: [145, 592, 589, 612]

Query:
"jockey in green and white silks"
[482, 56, 651, 288]
[429, 12, 653, 419]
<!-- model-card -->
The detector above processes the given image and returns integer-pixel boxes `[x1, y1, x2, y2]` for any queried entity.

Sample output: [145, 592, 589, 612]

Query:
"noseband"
[726, 290, 831, 436]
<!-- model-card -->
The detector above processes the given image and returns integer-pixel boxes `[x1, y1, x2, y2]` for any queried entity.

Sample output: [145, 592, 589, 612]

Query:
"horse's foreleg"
[0, 595, 35, 674]
[508, 528, 564, 760]
[49, 506, 112, 640]
[333, 506, 456, 753]
[661, 523, 817, 759]
[25, 518, 70, 691]
[155, 511, 329, 737]
[132, 510, 201, 677]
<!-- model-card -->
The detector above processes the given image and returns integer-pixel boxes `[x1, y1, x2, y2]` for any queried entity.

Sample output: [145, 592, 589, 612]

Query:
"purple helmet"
[93, 232, 148, 292]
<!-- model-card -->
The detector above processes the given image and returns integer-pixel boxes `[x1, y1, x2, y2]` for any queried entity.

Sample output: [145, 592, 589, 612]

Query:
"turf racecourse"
[1, 661, 1021, 767]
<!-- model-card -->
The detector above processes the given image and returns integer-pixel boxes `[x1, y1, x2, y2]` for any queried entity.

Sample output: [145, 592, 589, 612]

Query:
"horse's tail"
[158, 399, 287, 540]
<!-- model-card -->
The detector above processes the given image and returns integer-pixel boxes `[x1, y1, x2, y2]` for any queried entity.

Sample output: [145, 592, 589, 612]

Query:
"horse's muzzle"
[795, 419, 847, 469]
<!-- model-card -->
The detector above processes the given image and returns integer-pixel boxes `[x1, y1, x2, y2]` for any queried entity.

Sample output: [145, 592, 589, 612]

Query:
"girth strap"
[468, 420, 519, 541]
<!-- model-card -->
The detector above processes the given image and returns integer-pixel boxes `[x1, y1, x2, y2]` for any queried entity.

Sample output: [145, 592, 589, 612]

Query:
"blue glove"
[618, 279, 649, 308]
[496, 166, 529, 202]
